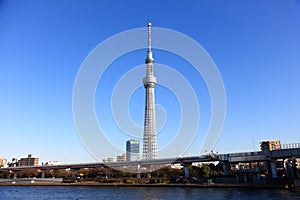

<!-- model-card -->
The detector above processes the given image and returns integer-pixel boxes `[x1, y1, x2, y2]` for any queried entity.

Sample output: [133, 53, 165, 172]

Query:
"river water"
[0, 186, 299, 199]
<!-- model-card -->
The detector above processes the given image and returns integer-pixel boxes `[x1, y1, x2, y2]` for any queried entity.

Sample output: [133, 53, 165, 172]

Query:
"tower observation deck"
[142, 22, 158, 160]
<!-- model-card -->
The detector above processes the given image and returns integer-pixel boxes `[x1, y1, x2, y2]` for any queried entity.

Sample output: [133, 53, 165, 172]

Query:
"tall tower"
[142, 22, 158, 160]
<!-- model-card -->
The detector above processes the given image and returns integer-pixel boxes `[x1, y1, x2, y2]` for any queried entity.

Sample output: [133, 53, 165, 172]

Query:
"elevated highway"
[1, 147, 299, 178]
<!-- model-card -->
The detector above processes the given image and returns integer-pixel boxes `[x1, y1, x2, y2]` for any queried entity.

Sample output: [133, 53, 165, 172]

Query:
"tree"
[201, 164, 211, 178]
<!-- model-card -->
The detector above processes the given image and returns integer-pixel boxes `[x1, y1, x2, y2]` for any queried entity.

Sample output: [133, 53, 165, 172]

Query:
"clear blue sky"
[0, 0, 300, 163]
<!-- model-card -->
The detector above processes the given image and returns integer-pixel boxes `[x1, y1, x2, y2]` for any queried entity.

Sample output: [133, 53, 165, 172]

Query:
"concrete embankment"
[0, 178, 63, 185]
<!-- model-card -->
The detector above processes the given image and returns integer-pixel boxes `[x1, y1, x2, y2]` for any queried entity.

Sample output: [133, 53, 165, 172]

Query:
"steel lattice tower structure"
[142, 22, 158, 160]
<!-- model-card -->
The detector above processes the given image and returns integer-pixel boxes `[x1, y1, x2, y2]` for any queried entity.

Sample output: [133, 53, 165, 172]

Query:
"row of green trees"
[0, 163, 224, 180]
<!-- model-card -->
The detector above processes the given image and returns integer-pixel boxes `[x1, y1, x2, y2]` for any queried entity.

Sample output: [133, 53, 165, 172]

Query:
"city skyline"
[0, 1, 300, 163]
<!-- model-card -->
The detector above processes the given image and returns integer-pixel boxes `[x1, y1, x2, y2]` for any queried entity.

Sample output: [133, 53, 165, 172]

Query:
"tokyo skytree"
[142, 22, 158, 160]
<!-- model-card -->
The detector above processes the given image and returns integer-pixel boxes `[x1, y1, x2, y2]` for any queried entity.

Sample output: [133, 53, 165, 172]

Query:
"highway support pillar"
[252, 172, 260, 183]
[71, 169, 80, 179]
[222, 161, 230, 175]
[41, 171, 46, 179]
[142, 164, 152, 178]
[137, 164, 141, 178]
[147, 172, 151, 179]
[292, 157, 297, 178]
[268, 159, 277, 178]
[38, 169, 46, 178]
[146, 165, 152, 179]
[182, 163, 191, 178]
[13, 171, 18, 179]
[243, 173, 248, 183]
[235, 173, 239, 183]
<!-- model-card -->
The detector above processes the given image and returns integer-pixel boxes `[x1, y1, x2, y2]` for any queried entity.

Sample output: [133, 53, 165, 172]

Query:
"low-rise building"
[0, 156, 8, 167]
[260, 140, 281, 151]
[18, 154, 39, 166]
[117, 153, 126, 162]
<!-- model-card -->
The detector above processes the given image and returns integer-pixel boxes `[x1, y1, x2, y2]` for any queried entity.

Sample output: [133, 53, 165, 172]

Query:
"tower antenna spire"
[145, 22, 154, 65]
[148, 22, 152, 52]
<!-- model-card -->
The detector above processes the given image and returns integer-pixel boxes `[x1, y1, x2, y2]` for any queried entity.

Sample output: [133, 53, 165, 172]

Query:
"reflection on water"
[0, 186, 299, 200]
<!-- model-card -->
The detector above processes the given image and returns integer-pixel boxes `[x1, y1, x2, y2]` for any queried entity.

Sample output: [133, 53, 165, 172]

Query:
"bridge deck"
[1, 148, 299, 172]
